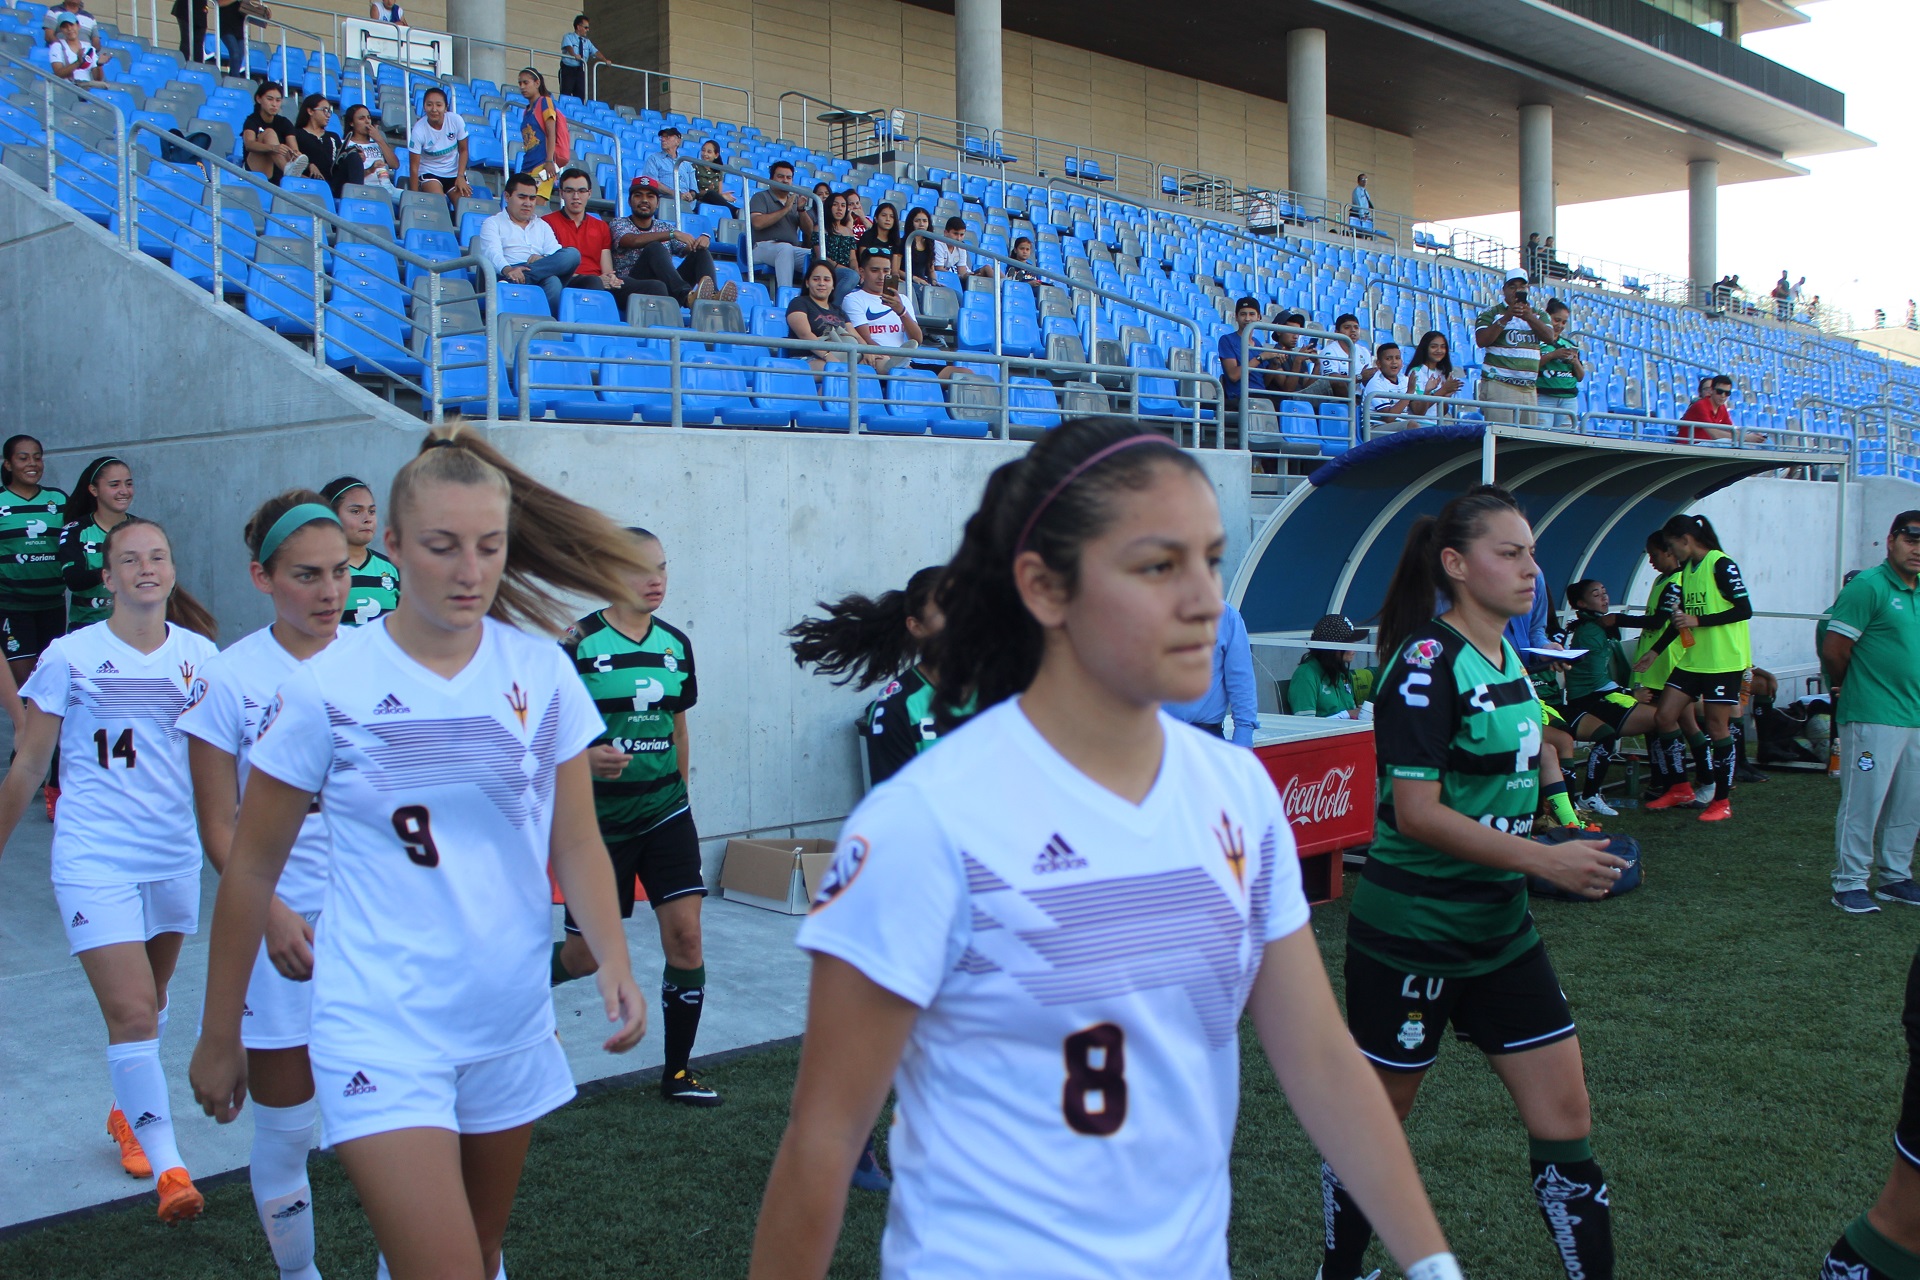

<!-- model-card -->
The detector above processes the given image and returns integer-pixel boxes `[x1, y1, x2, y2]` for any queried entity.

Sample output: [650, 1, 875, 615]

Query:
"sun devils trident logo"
[504, 682, 529, 730]
[1214, 811, 1246, 889]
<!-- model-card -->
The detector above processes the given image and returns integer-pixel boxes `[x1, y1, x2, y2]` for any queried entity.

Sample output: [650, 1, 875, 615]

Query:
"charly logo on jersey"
[1213, 812, 1247, 889]
[504, 682, 530, 731]
[809, 835, 870, 911]
[1396, 1012, 1426, 1050]
[1032, 833, 1088, 875]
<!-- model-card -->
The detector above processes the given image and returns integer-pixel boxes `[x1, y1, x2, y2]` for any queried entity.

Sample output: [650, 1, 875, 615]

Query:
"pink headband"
[1012, 434, 1170, 559]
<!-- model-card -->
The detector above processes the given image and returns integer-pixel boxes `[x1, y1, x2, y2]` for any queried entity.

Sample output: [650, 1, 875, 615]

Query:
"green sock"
[1846, 1213, 1920, 1280]
[1545, 780, 1578, 826]
[1529, 1135, 1593, 1163]
[550, 941, 574, 987]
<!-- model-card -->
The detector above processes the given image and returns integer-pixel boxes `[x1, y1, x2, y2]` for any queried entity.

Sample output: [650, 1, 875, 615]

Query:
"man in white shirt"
[844, 248, 924, 374]
[933, 215, 990, 279]
[475, 172, 581, 308]
[1360, 340, 1417, 430]
[1293, 312, 1365, 401]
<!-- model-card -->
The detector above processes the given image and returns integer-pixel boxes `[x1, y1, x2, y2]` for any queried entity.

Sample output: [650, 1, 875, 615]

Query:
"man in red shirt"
[541, 166, 616, 293]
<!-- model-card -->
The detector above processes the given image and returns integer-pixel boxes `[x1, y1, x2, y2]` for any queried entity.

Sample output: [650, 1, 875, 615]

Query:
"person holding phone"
[1474, 268, 1555, 426]
[845, 248, 922, 375]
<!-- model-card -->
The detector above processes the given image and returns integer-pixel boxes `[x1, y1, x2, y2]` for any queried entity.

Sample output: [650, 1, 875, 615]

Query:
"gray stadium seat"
[626, 293, 681, 330]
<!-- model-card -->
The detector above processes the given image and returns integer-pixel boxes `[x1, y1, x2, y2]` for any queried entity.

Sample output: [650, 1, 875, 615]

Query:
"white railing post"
[210, 164, 223, 298]
[669, 333, 683, 428]
[311, 211, 327, 367]
[428, 269, 443, 423]
[41, 81, 55, 193]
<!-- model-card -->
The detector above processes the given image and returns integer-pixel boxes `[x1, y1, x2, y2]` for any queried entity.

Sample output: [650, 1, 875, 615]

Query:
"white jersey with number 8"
[246, 618, 601, 1068]
[21, 621, 219, 885]
[796, 699, 1310, 1279]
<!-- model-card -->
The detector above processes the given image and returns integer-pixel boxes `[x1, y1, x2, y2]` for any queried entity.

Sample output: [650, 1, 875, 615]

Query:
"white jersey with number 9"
[797, 699, 1310, 1279]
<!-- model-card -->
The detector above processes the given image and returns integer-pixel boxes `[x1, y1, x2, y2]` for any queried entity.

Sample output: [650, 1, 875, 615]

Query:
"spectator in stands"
[1773, 271, 1793, 321]
[692, 139, 738, 212]
[292, 95, 360, 196]
[812, 181, 832, 208]
[171, 0, 207, 64]
[47, 18, 106, 87]
[408, 86, 471, 201]
[641, 125, 699, 206]
[845, 247, 923, 374]
[558, 14, 609, 101]
[609, 177, 727, 309]
[241, 82, 304, 186]
[1163, 600, 1258, 744]
[476, 172, 582, 309]
[1219, 296, 1274, 419]
[341, 104, 400, 192]
[1524, 233, 1544, 285]
[1535, 299, 1584, 423]
[1005, 236, 1040, 283]
[1543, 236, 1569, 280]
[368, 0, 406, 25]
[934, 215, 988, 280]
[1680, 374, 1749, 444]
[902, 207, 935, 284]
[749, 160, 813, 290]
[44, 0, 96, 43]
[1292, 312, 1364, 402]
[542, 167, 619, 294]
[844, 190, 872, 236]
[1361, 341, 1416, 427]
[214, 0, 245, 74]
[787, 259, 851, 373]
[516, 67, 566, 196]
[858, 202, 902, 266]
[1263, 311, 1317, 394]
[1907, 300, 1917, 330]
[821, 192, 861, 307]
[1405, 330, 1464, 419]
[1474, 267, 1553, 423]
[1350, 172, 1371, 222]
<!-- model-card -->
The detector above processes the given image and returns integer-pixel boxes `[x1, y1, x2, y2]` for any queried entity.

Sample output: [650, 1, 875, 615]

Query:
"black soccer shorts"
[1345, 940, 1577, 1072]
[562, 809, 705, 933]
[1665, 668, 1744, 705]
[0, 604, 65, 664]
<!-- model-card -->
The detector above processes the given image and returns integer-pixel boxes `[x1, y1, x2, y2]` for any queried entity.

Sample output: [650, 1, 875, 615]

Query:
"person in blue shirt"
[1164, 599, 1259, 745]
[1219, 296, 1280, 412]
[558, 13, 609, 101]
[641, 125, 699, 207]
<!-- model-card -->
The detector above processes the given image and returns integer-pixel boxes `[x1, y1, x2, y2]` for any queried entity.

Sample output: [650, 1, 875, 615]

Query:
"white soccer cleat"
[1584, 794, 1620, 817]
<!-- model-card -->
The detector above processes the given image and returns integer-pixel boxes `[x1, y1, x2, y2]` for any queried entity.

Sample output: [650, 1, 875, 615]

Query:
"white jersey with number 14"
[797, 699, 1309, 1279]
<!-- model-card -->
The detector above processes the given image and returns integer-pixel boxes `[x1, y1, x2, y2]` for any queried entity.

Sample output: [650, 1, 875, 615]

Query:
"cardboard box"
[721, 837, 836, 915]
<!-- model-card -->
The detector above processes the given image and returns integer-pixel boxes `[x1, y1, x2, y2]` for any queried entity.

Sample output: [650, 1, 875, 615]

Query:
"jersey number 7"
[1062, 1023, 1128, 1136]
[391, 805, 441, 867]
[93, 727, 136, 769]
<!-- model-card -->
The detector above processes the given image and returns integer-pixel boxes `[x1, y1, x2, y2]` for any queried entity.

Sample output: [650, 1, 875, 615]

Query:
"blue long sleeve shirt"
[1505, 583, 1552, 669]
[1164, 602, 1259, 746]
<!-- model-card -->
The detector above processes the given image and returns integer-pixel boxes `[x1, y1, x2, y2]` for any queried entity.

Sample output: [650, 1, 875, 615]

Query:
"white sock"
[251, 1099, 321, 1280]
[106, 1039, 183, 1180]
[376, 1249, 503, 1278]
[155, 1000, 168, 1043]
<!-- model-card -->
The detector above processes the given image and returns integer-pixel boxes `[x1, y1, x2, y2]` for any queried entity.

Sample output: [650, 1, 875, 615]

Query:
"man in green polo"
[1824, 510, 1920, 914]
[1473, 267, 1555, 427]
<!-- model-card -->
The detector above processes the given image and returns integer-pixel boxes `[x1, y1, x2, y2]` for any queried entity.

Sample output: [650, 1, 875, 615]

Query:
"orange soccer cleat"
[155, 1167, 204, 1223]
[1644, 783, 1696, 811]
[1698, 798, 1733, 822]
[106, 1107, 151, 1179]
[44, 785, 59, 821]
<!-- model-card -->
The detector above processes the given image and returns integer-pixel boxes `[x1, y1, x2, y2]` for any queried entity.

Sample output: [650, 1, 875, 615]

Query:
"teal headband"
[257, 503, 342, 566]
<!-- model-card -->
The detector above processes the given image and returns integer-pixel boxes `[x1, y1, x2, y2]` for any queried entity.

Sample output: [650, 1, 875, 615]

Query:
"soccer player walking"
[321, 475, 401, 626]
[0, 434, 70, 691]
[0, 517, 219, 1222]
[751, 419, 1464, 1280]
[1331, 484, 1626, 1280]
[1639, 514, 1753, 820]
[552, 527, 722, 1107]
[1823, 511, 1920, 915]
[192, 432, 649, 1280]
[181, 492, 350, 1280]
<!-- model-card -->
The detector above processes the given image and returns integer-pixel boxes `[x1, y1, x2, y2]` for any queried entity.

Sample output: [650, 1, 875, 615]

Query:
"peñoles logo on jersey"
[504, 682, 529, 730]
[1402, 639, 1443, 670]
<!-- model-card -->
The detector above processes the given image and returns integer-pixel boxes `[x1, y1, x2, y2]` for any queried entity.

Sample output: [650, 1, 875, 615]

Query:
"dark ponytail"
[102, 516, 218, 641]
[64, 455, 129, 528]
[1375, 484, 1523, 661]
[927, 417, 1201, 712]
[244, 488, 341, 571]
[1, 434, 40, 488]
[788, 565, 944, 690]
[1660, 512, 1721, 553]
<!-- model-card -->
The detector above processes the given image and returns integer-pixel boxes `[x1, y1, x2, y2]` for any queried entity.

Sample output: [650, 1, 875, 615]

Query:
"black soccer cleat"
[660, 1069, 723, 1107]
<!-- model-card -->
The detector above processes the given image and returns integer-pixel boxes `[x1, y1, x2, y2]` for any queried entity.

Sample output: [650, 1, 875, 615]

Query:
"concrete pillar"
[954, 0, 1002, 135]
[1690, 158, 1719, 302]
[1286, 28, 1327, 203]
[446, 0, 507, 89]
[1519, 103, 1554, 246]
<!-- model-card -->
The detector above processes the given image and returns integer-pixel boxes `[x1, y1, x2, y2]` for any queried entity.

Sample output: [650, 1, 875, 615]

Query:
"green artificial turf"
[4, 772, 1913, 1278]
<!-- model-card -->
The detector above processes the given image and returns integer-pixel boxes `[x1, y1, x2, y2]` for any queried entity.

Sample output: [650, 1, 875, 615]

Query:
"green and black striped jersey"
[861, 668, 945, 786]
[343, 548, 401, 626]
[563, 610, 697, 837]
[57, 519, 113, 627]
[0, 486, 70, 611]
[1352, 620, 1544, 977]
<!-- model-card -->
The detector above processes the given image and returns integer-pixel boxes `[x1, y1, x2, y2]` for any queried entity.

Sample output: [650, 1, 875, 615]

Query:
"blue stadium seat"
[520, 340, 630, 421]
[333, 241, 400, 283]
[244, 262, 316, 335]
[752, 358, 820, 427]
[1008, 377, 1061, 429]
[801, 365, 887, 431]
[558, 287, 621, 334]
[424, 333, 518, 416]
[325, 300, 422, 379]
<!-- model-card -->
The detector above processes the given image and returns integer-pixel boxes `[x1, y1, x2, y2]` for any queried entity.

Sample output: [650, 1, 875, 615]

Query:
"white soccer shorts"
[311, 1035, 576, 1146]
[54, 872, 200, 955]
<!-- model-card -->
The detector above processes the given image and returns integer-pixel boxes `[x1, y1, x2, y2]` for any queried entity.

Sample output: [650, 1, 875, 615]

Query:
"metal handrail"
[588, 60, 751, 126]
[1046, 180, 1310, 268]
[1233, 318, 1361, 450]
[775, 90, 872, 153]
[695, 158, 826, 270]
[1581, 408, 1846, 457]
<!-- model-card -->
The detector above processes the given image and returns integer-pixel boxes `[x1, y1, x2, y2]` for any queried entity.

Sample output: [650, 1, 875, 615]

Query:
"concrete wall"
[635, 0, 1414, 217]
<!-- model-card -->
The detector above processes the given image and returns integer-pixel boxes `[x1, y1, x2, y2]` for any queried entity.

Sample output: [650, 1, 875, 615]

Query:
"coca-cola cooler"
[1251, 714, 1376, 905]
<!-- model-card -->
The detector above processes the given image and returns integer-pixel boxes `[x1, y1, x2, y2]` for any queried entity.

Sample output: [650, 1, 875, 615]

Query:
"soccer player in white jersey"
[748, 418, 1465, 1280]
[192, 431, 651, 1280]
[180, 491, 350, 1280]
[0, 517, 219, 1223]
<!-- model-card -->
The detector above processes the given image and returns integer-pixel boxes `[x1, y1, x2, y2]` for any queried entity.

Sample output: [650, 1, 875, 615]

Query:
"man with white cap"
[1473, 267, 1556, 425]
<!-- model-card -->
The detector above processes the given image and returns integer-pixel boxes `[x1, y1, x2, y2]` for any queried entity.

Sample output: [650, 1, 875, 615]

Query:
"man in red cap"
[610, 176, 733, 309]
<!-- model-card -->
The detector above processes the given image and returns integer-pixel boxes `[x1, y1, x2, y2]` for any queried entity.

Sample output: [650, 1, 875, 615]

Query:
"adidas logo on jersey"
[270, 1198, 310, 1220]
[342, 1071, 378, 1097]
[131, 1110, 161, 1130]
[1032, 833, 1088, 875]
[95, 660, 117, 674]
[372, 694, 409, 715]
[69, 911, 88, 927]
